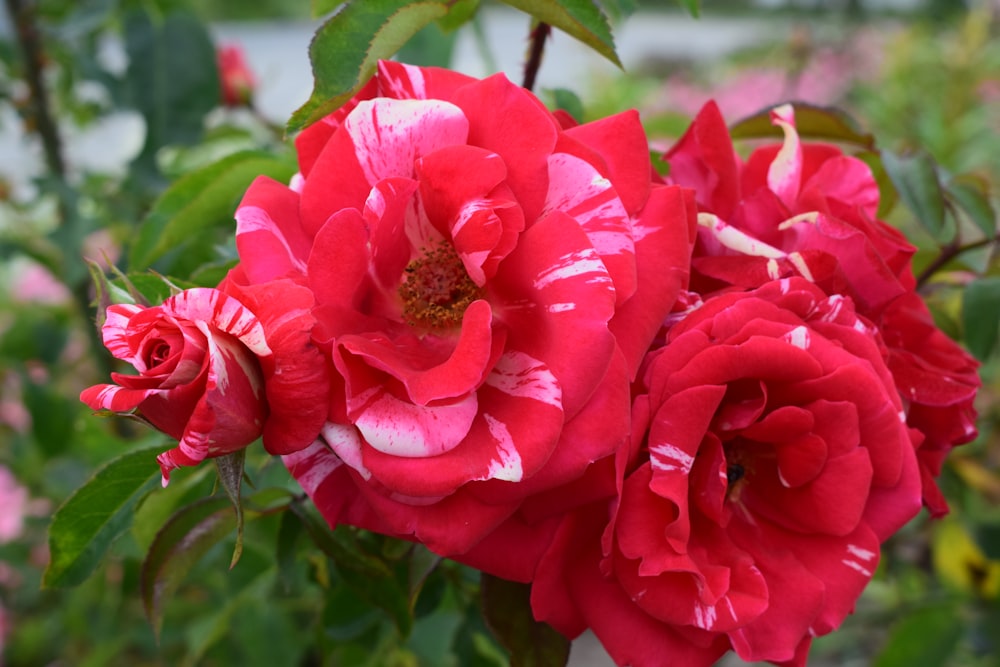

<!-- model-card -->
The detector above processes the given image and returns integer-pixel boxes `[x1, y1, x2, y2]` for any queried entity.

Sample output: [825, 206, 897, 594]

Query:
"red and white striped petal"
[543, 152, 636, 305]
[234, 176, 311, 283]
[162, 288, 271, 357]
[344, 98, 469, 188]
[766, 104, 803, 209]
[101, 303, 145, 363]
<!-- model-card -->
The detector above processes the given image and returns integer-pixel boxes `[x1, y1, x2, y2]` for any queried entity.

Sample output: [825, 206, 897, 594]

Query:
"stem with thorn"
[522, 21, 551, 92]
[916, 235, 1000, 290]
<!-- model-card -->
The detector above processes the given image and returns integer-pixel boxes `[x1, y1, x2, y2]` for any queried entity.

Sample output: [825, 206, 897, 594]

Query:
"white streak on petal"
[693, 603, 718, 630]
[544, 153, 634, 259]
[841, 558, 872, 578]
[355, 391, 477, 457]
[547, 302, 576, 313]
[166, 288, 271, 356]
[485, 351, 562, 410]
[782, 325, 810, 350]
[766, 258, 781, 280]
[381, 62, 427, 99]
[236, 205, 307, 273]
[345, 98, 469, 187]
[283, 438, 347, 493]
[477, 414, 524, 482]
[532, 249, 610, 291]
[697, 213, 785, 259]
[650, 443, 695, 474]
[321, 422, 370, 480]
[777, 211, 819, 230]
[847, 544, 877, 561]
[787, 252, 815, 282]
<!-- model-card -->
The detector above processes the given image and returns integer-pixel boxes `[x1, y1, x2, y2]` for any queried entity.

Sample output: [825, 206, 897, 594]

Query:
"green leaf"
[873, 602, 964, 667]
[140, 496, 240, 637]
[128, 150, 296, 270]
[342, 559, 414, 638]
[438, 0, 480, 31]
[498, 0, 620, 68]
[214, 450, 247, 568]
[672, 0, 700, 17]
[276, 509, 305, 593]
[289, 504, 394, 580]
[44, 444, 165, 588]
[596, 0, 640, 21]
[182, 571, 273, 667]
[111, 272, 188, 307]
[881, 149, 949, 242]
[946, 174, 997, 238]
[408, 544, 442, 606]
[312, 0, 345, 18]
[123, 9, 219, 165]
[855, 149, 899, 219]
[962, 276, 1000, 360]
[542, 87, 585, 123]
[23, 378, 75, 457]
[481, 574, 570, 667]
[288, 1, 450, 133]
[287, 507, 413, 636]
[132, 465, 214, 551]
[729, 103, 875, 149]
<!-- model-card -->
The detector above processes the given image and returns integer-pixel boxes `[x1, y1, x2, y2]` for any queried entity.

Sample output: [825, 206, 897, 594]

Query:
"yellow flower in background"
[932, 518, 1000, 599]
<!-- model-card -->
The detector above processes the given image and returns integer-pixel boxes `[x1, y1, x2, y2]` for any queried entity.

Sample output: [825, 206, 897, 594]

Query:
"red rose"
[531, 279, 923, 666]
[236, 60, 695, 561]
[81, 285, 328, 481]
[663, 101, 979, 513]
[217, 44, 256, 108]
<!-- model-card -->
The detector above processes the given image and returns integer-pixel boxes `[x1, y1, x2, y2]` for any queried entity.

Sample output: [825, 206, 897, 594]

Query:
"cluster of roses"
[81, 62, 980, 666]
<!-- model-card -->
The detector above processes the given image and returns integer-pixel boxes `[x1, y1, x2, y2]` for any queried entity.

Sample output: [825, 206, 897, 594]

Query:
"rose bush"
[531, 278, 923, 666]
[81, 284, 328, 481]
[663, 101, 980, 515]
[232, 60, 696, 564]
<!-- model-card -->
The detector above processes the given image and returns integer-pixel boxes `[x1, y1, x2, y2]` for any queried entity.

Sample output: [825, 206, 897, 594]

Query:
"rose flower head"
[663, 101, 980, 516]
[532, 278, 923, 666]
[81, 284, 328, 482]
[236, 60, 696, 569]
[217, 44, 256, 108]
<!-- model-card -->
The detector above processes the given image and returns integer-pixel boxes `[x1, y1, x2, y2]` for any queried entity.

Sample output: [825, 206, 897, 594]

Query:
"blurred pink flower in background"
[0, 464, 48, 545]
[0, 372, 30, 435]
[0, 466, 30, 544]
[652, 27, 888, 122]
[9, 258, 70, 306]
[81, 229, 121, 271]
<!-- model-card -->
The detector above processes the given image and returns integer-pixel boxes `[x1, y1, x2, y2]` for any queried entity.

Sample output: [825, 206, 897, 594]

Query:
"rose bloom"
[663, 101, 979, 515]
[81, 285, 328, 481]
[235, 60, 695, 564]
[217, 44, 256, 108]
[532, 278, 923, 666]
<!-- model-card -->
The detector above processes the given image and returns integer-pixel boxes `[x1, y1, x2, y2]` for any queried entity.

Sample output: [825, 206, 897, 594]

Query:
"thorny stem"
[522, 21, 551, 92]
[5, 0, 67, 186]
[3, 0, 117, 381]
[916, 235, 1000, 290]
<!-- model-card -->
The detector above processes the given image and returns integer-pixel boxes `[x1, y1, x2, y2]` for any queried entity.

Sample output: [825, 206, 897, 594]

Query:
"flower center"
[398, 242, 482, 329]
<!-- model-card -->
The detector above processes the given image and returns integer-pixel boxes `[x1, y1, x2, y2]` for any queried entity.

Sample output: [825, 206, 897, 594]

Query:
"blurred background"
[1, 0, 998, 665]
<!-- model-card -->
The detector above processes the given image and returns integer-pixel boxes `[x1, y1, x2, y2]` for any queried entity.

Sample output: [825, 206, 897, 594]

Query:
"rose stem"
[4, 0, 67, 188]
[916, 234, 999, 290]
[522, 21, 551, 92]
